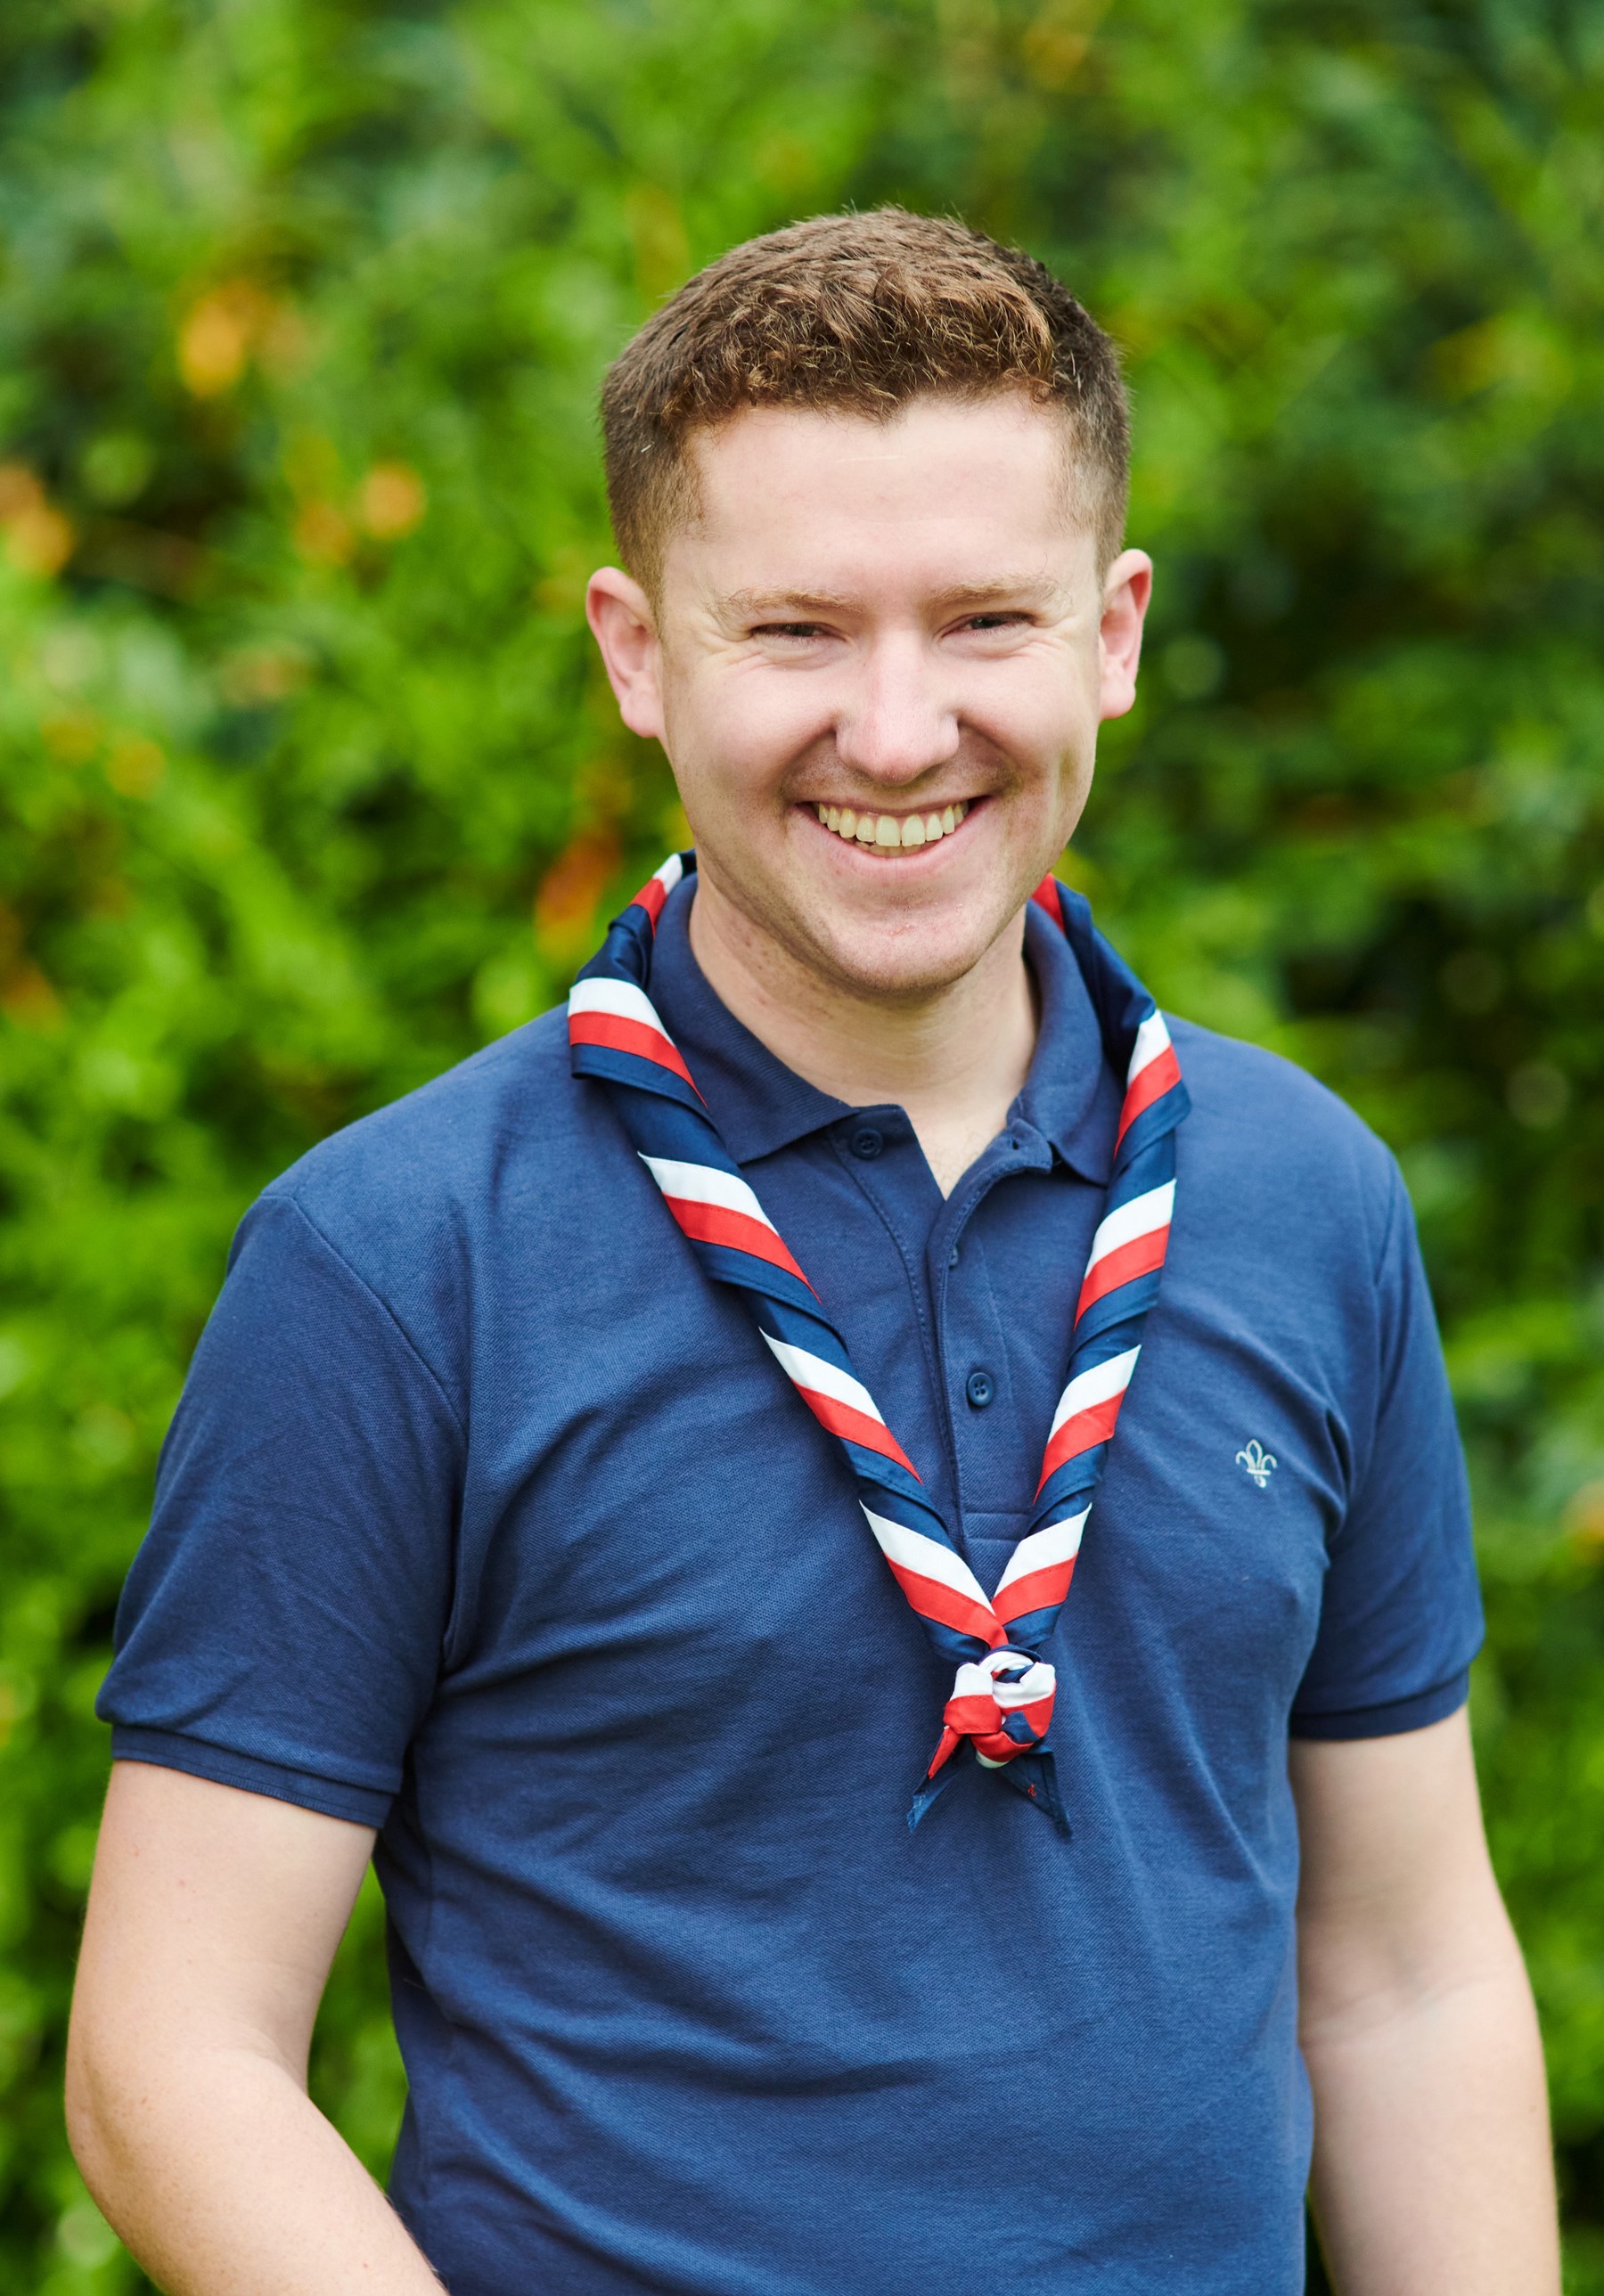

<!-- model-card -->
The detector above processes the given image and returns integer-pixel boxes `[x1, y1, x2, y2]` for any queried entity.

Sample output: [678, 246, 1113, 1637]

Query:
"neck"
[686, 878, 1038, 1197]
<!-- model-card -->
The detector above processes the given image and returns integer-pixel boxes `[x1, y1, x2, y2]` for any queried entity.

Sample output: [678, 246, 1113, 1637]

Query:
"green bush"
[1, 2, 1600, 2287]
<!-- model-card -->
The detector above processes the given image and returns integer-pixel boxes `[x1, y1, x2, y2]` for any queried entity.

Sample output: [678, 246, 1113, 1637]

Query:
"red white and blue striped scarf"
[569, 852, 1189, 1833]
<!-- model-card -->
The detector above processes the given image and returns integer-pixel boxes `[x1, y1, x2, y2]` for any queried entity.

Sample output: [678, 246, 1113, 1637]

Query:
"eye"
[960, 611, 1028, 633]
[752, 621, 831, 641]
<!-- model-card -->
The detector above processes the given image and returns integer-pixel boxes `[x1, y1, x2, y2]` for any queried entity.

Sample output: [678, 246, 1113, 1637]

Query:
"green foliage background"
[1, 0, 1601, 2285]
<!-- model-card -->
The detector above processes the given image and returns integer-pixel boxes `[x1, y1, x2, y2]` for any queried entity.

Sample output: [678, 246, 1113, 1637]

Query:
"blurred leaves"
[1, 0, 1601, 2288]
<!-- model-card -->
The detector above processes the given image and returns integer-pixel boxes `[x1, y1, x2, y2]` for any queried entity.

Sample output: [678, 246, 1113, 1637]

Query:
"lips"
[811, 800, 972, 853]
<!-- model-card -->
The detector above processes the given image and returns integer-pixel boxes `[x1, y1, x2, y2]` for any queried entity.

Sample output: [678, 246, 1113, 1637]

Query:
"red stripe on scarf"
[993, 1557, 1077, 1627]
[884, 1564, 1005, 1650]
[1116, 1044, 1183, 1147]
[794, 1388, 921, 1479]
[569, 1011, 699, 1093]
[1030, 876, 1065, 927]
[1076, 1225, 1170, 1322]
[1036, 1391, 1125, 1491]
[631, 875, 671, 927]
[662, 1196, 814, 1289]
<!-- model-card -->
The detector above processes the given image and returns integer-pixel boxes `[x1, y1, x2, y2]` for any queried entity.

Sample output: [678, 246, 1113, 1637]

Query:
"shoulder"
[233, 1005, 605, 1385]
[265, 1002, 580, 1229]
[1166, 1015, 1403, 1274]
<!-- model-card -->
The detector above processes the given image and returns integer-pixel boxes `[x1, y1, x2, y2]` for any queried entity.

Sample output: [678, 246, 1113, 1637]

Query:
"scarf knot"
[932, 1650, 1056, 1775]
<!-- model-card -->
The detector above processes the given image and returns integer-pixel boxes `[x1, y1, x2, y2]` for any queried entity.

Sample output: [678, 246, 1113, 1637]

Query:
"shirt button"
[849, 1126, 884, 1160]
[965, 1369, 996, 1409]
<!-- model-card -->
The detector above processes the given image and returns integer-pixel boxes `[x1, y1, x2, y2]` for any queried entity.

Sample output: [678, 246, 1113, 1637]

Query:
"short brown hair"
[601, 207, 1130, 593]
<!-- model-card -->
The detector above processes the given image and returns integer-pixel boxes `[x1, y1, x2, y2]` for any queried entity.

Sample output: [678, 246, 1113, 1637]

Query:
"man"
[68, 209, 1558, 2293]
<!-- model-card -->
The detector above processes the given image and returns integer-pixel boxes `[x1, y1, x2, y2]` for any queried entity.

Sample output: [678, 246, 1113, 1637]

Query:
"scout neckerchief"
[569, 852, 1189, 1834]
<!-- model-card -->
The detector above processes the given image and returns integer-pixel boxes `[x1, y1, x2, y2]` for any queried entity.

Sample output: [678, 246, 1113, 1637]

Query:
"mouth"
[804, 798, 974, 856]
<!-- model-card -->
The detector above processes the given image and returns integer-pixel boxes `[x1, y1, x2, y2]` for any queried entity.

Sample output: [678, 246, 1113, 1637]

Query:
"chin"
[696, 821, 1047, 1003]
[794, 907, 1013, 1003]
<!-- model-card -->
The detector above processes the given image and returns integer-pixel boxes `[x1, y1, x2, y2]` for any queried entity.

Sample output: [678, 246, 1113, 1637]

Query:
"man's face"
[588, 393, 1150, 1001]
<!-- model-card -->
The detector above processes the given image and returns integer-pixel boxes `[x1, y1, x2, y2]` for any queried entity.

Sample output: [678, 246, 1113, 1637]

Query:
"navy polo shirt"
[101, 878, 1482, 2296]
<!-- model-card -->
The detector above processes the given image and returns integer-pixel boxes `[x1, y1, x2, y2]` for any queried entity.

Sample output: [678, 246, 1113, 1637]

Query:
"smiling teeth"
[815, 801, 970, 849]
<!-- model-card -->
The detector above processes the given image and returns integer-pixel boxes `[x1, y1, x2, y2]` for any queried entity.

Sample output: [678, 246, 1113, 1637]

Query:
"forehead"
[665, 395, 1089, 598]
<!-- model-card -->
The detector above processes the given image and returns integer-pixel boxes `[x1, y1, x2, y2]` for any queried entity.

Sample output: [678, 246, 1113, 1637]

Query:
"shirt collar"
[646, 874, 1117, 1184]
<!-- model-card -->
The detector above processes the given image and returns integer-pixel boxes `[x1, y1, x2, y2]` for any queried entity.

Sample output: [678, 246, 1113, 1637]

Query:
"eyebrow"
[718, 575, 1068, 619]
[929, 575, 1068, 612]
[719, 588, 857, 618]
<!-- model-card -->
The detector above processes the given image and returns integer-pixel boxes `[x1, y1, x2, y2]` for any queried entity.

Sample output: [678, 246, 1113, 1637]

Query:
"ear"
[585, 568, 667, 742]
[1097, 549, 1153, 723]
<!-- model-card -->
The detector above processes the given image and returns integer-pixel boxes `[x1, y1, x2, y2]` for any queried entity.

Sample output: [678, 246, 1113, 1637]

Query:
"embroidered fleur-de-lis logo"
[1236, 1439, 1277, 1489]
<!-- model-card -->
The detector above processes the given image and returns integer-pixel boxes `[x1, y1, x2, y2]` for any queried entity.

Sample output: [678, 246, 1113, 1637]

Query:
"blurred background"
[1, 0, 1601, 2286]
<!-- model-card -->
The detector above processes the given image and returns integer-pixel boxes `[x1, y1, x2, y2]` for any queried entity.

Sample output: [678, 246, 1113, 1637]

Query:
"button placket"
[827, 1108, 967, 1543]
[931, 1128, 1052, 1537]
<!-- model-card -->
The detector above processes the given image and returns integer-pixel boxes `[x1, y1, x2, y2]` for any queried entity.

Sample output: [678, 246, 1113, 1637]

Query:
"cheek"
[666, 665, 831, 805]
[969, 641, 1096, 748]
[973, 685, 1094, 798]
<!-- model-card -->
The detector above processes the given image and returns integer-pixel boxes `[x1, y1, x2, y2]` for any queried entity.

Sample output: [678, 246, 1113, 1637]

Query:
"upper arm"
[1289, 1709, 1516, 2036]
[97, 1190, 462, 1827]
[70, 1762, 375, 2113]
[1291, 1158, 1483, 1741]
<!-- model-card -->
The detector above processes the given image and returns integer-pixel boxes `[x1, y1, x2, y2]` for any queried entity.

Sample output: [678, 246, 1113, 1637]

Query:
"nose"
[833, 629, 961, 788]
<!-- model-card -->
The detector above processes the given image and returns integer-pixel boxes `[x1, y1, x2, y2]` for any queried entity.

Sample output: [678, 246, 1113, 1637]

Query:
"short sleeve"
[97, 1190, 463, 1826]
[1289, 1159, 1483, 1740]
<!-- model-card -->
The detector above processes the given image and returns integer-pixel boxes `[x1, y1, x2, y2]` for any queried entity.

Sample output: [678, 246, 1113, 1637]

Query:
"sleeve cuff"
[1289, 1668, 1470, 1743]
[110, 1726, 394, 1828]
